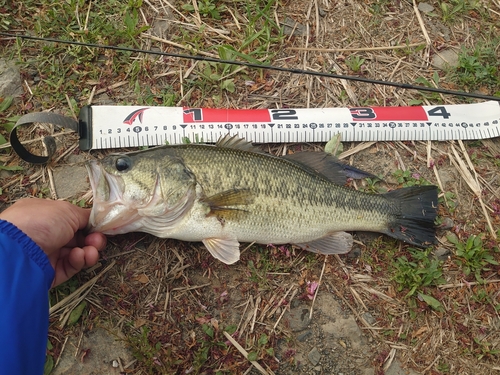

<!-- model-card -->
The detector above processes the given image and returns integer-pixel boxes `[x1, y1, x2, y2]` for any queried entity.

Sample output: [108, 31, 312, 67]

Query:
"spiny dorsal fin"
[216, 134, 264, 153]
[283, 152, 376, 185]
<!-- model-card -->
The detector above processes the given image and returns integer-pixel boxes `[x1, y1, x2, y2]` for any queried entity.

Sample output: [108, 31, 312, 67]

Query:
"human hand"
[0, 198, 107, 287]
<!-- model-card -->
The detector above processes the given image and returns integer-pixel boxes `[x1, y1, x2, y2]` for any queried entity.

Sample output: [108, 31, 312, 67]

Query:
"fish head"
[86, 149, 197, 236]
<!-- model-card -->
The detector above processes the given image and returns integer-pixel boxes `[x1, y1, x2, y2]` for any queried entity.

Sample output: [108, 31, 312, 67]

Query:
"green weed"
[448, 42, 500, 93]
[247, 333, 275, 361]
[182, 0, 226, 19]
[128, 326, 164, 374]
[44, 340, 54, 375]
[0, 97, 23, 171]
[8, 0, 150, 107]
[438, 0, 482, 23]
[391, 247, 445, 312]
[410, 72, 443, 105]
[472, 337, 499, 361]
[439, 191, 458, 213]
[392, 169, 432, 187]
[49, 277, 80, 307]
[437, 361, 450, 373]
[345, 55, 366, 73]
[240, 0, 284, 61]
[193, 322, 236, 372]
[368, 0, 391, 16]
[362, 176, 386, 194]
[447, 234, 499, 282]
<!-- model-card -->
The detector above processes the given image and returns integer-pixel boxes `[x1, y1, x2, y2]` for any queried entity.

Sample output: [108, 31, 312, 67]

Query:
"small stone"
[0, 59, 23, 97]
[434, 247, 451, 261]
[53, 164, 90, 199]
[307, 347, 321, 366]
[385, 359, 420, 375]
[347, 246, 362, 259]
[417, 2, 434, 13]
[297, 330, 313, 342]
[286, 306, 311, 332]
[362, 312, 376, 326]
[282, 17, 307, 36]
[432, 48, 459, 70]
[439, 217, 454, 230]
[314, 365, 322, 372]
[318, 8, 326, 17]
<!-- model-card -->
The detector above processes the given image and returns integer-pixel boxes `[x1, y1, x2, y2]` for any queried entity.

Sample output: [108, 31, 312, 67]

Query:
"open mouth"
[85, 160, 135, 234]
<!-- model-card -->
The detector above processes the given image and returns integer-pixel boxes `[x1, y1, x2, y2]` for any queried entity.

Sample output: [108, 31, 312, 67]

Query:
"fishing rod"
[1, 32, 499, 102]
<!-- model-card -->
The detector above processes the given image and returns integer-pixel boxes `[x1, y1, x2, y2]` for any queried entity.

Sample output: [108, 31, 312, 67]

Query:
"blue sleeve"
[0, 220, 55, 375]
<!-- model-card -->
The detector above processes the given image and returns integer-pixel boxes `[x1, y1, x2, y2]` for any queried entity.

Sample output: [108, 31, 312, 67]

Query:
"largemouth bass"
[86, 136, 438, 264]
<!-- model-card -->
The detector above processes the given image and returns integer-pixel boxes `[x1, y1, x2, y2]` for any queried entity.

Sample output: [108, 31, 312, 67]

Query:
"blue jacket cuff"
[0, 220, 55, 290]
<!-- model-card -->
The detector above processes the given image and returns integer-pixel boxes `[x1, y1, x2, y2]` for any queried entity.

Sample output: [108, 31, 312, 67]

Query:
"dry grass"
[1, 0, 500, 374]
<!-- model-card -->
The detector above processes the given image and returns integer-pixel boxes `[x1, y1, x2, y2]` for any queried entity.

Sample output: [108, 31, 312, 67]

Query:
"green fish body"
[86, 136, 438, 264]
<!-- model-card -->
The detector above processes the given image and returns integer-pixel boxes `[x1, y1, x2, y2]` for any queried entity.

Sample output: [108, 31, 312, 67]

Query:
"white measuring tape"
[79, 101, 500, 150]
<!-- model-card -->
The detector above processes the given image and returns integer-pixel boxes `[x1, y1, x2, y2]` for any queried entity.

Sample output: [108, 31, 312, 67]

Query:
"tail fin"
[383, 185, 438, 247]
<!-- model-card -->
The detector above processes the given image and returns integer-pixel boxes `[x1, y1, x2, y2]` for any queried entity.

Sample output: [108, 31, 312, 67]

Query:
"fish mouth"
[85, 160, 139, 235]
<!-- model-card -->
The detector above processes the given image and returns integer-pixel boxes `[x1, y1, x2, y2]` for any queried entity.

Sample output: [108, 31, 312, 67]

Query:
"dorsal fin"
[216, 134, 264, 153]
[283, 152, 376, 185]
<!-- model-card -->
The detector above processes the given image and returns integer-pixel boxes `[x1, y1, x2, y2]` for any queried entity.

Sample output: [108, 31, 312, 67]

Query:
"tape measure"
[80, 101, 500, 150]
[10, 101, 500, 164]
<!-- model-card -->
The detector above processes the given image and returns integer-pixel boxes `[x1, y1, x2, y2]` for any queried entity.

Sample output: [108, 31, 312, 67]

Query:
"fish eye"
[115, 157, 131, 172]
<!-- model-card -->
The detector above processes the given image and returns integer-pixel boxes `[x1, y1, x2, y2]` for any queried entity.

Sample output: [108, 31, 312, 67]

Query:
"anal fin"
[294, 232, 353, 255]
[202, 238, 241, 264]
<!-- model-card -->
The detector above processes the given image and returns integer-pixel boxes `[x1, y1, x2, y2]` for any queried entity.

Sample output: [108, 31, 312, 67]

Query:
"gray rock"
[432, 48, 460, 70]
[385, 359, 420, 375]
[434, 247, 451, 261]
[418, 2, 434, 13]
[282, 17, 307, 36]
[297, 329, 313, 342]
[315, 291, 341, 318]
[321, 315, 366, 350]
[439, 217, 454, 230]
[52, 328, 134, 375]
[0, 59, 23, 97]
[285, 306, 311, 331]
[347, 246, 362, 259]
[307, 347, 321, 366]
[362, 312, 376, 326]
[53, 161, 90, 199]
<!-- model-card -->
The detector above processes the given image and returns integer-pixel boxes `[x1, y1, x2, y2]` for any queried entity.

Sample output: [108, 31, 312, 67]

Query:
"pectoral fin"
[201, 188, 254, 216]
[294, 232, 354, 254]
[202, 238, 241, 264]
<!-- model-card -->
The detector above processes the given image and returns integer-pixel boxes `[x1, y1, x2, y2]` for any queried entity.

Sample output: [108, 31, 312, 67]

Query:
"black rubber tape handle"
[9, 112, 79, 164]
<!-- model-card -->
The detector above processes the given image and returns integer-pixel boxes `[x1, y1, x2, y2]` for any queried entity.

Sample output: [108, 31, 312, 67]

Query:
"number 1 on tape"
[78, 101, 500, 150]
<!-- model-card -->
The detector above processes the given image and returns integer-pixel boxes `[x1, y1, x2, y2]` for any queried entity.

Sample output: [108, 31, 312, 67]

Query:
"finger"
[83, 245, 100, 267]
[52, 247, 85, 287]
[85, 232, 107, 251]
[64, 231, 87, 249]
[61, 201, 92, 231]
[51, 246, 101, 288]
